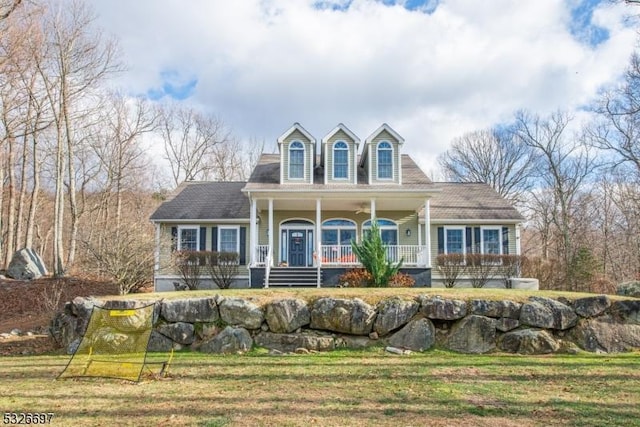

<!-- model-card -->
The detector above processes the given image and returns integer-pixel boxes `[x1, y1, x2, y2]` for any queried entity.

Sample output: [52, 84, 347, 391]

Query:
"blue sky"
[92, 0, 638, 175]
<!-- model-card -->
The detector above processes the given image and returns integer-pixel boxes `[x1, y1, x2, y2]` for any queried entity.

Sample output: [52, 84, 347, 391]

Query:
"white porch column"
[316, 198, 322, 287]
[268, 198, 274, 267]
[370, 198, 376, 222]
[515, 224, 521, 256]
[250, 198, 257, 266]
[424, 199, 431, 268]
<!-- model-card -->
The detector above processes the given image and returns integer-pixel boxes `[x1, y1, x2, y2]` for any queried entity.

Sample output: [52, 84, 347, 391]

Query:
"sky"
[91, 0, 639, 176]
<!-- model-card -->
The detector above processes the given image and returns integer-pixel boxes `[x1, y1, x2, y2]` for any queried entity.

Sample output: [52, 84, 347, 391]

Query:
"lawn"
[1, 349, 639, 426]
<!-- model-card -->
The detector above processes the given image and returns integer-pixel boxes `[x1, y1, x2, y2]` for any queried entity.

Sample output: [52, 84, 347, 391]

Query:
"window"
[333, 141, 348, 179]
[322, 219, 357, 245]
[377, 141, 393, 179]
[289, 141, 304, 179]
[445, 228, 464, 254]
[482, 228, 501, 255]
[363, 219, 398, 245]
[178, 227, 199, 251]
[218, 227, 239, 253]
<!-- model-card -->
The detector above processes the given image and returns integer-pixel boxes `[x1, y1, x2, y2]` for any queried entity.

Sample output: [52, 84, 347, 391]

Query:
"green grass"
[2, 348, 640, 426]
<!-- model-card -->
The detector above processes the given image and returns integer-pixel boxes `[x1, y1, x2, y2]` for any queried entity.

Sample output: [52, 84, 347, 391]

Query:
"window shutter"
[239, 227, 247, 265]
[212, 227, 218, 251]
[171, 227, 178, 252]
[437, 227, 444, 254]
[465, 227, 472, 254]
[502, 227, 509, 255]
[474, 227, 481, 253]
[200, 227, 207, 251]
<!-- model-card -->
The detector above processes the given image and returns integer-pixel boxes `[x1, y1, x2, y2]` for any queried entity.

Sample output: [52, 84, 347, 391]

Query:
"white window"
[444, 227, 465, 255]
[333, 141, 349, 179]
[218, 227, 239, 254]
[322, 219, 357, 245]
[482, 227, 501, 255]
[178, 226, 199, 251]
[289, 141, 304, 179]
[377, 141, 393, 179]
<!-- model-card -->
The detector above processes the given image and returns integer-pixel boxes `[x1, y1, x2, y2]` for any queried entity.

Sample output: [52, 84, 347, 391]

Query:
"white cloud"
[92, 0, 638, 173]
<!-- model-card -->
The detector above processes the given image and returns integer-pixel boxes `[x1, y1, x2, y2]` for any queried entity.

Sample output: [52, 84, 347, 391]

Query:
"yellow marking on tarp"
[109, 309, 136, 317]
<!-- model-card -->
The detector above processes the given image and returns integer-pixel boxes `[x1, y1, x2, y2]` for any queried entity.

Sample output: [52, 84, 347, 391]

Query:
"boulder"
[388, 318, 436, 352]
[147, 330, 175, 352]
[7, 248, 47, 280]
[374, 297, 420, 336]
[499, 329, 559, 354]
[310, 298, 376, 335]
[157, 322, 195, 345]
[71, 297, 98, 335]
[337, 335, 378, 349]
[470, 299, 521, 319]
[161, 297, 219, 323]
[569, 316, 640, 353]
[49, 312, 78, 348]
[573, 295, 611, 318]
[495, 317, 520, 332]
[219, 297, 264, 329]
[446, 315, 496, 354]
[420, 296, 467, 320]
[90, 327, 135, 353]
[608, 300, 640, 325]
[264, 298, 310, 333]
[520, 297, 578, 330]
[255, 331, 335, 353]
[200, 326, 253, 354]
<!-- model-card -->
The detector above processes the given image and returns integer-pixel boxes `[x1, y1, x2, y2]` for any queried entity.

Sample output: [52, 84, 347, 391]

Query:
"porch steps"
[266, 267, 321, 287]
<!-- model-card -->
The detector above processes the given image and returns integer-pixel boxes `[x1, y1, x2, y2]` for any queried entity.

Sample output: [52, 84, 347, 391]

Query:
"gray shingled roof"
[243, 153, 433, 191]
[150, 181, 250, 221]
[429, 182, 524, 221]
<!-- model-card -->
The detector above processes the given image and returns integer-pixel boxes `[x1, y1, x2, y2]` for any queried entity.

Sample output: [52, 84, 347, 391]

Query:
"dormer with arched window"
[320, 123, 359, 185]
[360, 123, 404, 185]
[277, 123, 316, 184]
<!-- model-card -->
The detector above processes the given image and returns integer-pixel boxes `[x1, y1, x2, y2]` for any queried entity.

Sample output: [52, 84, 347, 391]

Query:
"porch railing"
[255, 245, 269, 266]
[320, 245, 427, 266]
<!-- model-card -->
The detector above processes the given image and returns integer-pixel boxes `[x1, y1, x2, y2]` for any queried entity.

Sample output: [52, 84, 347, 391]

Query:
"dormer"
[360, 124, 404, 185]
[277, 123, 316, 184]
[321, 123, 360, 185]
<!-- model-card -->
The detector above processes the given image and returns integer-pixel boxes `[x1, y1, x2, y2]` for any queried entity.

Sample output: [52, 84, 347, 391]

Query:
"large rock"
[608, 300, 640, 325]
[71, 297, 98, 336]
[499, 329, 559, 354]
[388, 318, 436, 352]
[495, 317, 520, 332]
[264, 298, 310, 333]
[569, 316, 640, 353]
[446, 315, 496, 354]
[49, 312, 78, 348]
[161, 297, 219, 323]
[255, 331, 335, 353]
[7, 248, 47, 280]
[520, 297, 578, 330]
[157, 322, 195, 345]
[470, 299, 521, 319]
[219, 297, 264, 329]
[200, 326, 253, 354]
[147, 330, 175, 352]
[310, 298, 376, 335]
[420, 296, 467, 320]
[374, 297, 420, 336]
[573, 295, 611, 318]
[89, 327, 136, 354]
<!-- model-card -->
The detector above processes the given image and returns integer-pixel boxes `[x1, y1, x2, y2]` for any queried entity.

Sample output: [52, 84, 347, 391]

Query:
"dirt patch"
[0, 277, 121, 355]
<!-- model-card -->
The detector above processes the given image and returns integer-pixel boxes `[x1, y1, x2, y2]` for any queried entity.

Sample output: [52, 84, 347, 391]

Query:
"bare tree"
[439, 127, 537, 205]
[158, 104, 230, 187]
[0, 0, 22, 21]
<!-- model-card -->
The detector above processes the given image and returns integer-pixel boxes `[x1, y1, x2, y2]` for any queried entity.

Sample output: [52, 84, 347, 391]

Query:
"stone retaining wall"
[50, 294, 640, 355]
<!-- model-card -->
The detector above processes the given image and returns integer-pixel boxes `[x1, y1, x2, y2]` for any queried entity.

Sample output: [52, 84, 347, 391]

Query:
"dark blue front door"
[288, 230, 306, 266]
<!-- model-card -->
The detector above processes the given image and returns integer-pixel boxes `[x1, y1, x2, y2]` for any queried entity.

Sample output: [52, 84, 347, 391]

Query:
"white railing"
[264, 246, 272, 289]
[320, 245, 426, 266]
[255, 245, 269, 266]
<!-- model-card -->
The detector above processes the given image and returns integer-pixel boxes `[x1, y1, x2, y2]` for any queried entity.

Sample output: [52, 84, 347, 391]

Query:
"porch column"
[316, 198, 322, 288]
[515, 225, 521, 256]
[268, 198, 274, 267]
[424, 199, 431, 268]
[250, 198, 257, 266]
[370, 198, 376, 222]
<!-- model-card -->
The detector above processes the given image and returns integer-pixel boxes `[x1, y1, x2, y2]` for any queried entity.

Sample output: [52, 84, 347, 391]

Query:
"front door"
[288, 230, 306, 267]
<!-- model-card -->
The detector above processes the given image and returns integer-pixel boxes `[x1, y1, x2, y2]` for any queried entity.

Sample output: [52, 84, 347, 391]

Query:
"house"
[150, 123, 524, 290]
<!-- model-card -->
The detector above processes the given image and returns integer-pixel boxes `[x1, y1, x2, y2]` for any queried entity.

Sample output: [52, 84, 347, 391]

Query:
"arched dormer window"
[289, 141, 304, 179]
[377, 141, 393, 179]
[333, 141, 348, 179]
